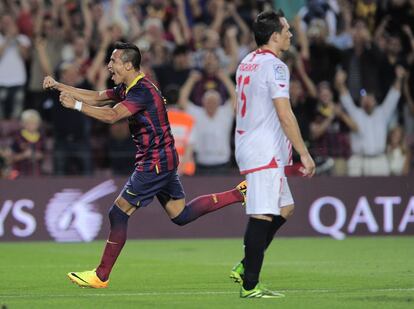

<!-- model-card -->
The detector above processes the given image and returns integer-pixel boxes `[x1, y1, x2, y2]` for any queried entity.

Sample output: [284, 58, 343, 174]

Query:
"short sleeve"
[120, 87, 147, 114]
[105, 84, 124, 102]
[267, 62, 290, 99]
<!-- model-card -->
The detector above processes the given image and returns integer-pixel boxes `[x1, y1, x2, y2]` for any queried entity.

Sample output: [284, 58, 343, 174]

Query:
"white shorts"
[245, 167, 294, 215]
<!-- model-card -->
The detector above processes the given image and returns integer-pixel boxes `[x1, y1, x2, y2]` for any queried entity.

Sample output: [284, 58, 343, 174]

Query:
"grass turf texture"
[0, 237, 413, 308]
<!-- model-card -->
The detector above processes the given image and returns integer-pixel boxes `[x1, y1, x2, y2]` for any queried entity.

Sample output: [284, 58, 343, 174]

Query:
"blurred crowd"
[0, 0, 413, 178]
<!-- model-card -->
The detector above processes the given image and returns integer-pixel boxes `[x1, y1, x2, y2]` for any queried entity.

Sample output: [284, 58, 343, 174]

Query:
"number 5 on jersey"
[237, 75, 250, 118]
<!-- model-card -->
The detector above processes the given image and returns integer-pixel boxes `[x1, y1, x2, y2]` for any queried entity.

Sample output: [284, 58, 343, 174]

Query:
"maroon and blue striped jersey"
[106, 75, 179, 173]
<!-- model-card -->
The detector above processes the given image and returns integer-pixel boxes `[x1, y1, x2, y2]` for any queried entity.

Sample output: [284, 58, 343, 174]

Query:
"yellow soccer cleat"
[236, 180, 247, 206]
[67, 269, 109, 288]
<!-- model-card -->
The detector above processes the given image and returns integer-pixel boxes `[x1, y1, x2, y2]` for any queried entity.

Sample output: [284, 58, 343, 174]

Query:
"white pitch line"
[1, 288, 413, 298]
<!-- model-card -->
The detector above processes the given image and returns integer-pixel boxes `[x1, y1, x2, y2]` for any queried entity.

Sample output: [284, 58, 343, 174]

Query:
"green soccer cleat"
[230, 262, 244, 284]
[67, 269, 109, 288]
[236, 180, 247, 206]
[240, 283, 285, 299]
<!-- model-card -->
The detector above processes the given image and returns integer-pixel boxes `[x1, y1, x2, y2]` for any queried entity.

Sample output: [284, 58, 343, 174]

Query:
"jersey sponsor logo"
[45, 180, 117, 242]
[274, 65, 286, 80]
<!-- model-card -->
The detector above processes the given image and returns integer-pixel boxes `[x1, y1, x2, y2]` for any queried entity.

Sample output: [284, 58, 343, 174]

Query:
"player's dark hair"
[113, 41, 141, 69]
[253, 10, 285, 46]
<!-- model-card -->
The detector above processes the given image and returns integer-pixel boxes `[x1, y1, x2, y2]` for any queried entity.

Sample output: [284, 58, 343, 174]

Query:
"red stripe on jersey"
[120, 100, 144, 114]
[143, 79, 176, 171]
[240, 157, 278, 175]
[105, 89, 117, 100]
[236, 130, 245, 135]
[135, 125, 149, 171]
[143, 110, 161, 171]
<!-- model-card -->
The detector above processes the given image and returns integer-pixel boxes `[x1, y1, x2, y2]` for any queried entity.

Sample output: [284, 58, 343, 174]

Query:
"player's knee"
[171, 207, 189, 226]
[108, 205, 129, 227]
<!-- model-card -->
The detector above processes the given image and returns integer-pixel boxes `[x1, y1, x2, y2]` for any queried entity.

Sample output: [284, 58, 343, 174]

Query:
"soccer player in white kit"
[230, 10, 316, 298]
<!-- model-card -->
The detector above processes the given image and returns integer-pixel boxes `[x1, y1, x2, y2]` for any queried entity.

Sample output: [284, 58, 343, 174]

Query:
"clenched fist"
[59, 92, 76, 109]
[43, 76, 58, 90]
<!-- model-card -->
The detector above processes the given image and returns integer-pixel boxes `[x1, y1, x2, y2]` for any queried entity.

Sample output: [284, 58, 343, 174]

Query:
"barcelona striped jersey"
[106, 74, 179, 173]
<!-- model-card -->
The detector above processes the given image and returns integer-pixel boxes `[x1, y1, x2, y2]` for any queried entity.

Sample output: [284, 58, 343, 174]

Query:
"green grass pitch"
[0, 237, 413, 308]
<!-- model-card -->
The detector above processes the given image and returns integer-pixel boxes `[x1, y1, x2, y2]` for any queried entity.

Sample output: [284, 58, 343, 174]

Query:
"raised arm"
[293, 15, 310, 60]
[404, 72, 414, 116]
[174, 0, 191, 44]
[216, 70, 236, 108]
[178, 71, 202, 110]
[86, 32, 111, 86]
[274, 98, 315, 176]
[43, 76, 114, 106]
[224, 26, 240, 76]
[81, 0, 93, 43]
[310, 105, 335, 140]
[334, 104, 358, 132]
[295, 56, 317, 98]
[227, 2, 250, 46]
[335, 69, 360, 117]
[34, 37, 53, 76]
[377, 66, 404, 120]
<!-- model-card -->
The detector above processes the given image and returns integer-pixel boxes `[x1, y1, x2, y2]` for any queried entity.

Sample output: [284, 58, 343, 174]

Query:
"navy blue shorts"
[121, 169, 185, 207]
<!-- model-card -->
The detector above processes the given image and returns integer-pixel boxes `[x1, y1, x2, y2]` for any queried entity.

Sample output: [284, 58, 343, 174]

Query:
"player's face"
[318, 83, 333, 105]
[278, 17, 292, 51]
[361, 94, 376, 114]
[108, 49, 127, 85]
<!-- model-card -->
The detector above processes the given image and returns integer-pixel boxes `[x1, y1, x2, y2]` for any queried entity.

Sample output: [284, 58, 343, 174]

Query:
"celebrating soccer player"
[43, 42, 247, 289]
[231, 10, 315, 298]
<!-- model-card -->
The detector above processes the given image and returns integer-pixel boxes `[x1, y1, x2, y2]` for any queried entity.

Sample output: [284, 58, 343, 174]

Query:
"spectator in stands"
[306, 18, 342, 84]
[353, 0, 378, 34]
[404, 70, 414, 154]
[0, 14, 30, 119]
[377, 33, 405, 100]
[106, 120, 136, 176]
[335, 66, 405, 176]
[0, 146, 15, 179]
[26, 1, 64, 116]
[11, 109, 45, 176]
[188, 50, 230, 107]
[50, 62, 92, 175]
[168, 106, 196, 176]
[310, 81, 357, 175]
[153, 45, 192, 105]
[192, 3, 239, 76]
[387, 125, 410, 175]
[179, 70, 235, 174]
[62, 36, 92, 79]
[402, 27, 414, 141]
[342, 18, 383, 101]
[328, 0, 353, 50]
[298, 0, 340, 42]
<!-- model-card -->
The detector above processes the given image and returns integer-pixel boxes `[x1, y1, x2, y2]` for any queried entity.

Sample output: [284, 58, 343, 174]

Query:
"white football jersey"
[235, 49, 292, 174]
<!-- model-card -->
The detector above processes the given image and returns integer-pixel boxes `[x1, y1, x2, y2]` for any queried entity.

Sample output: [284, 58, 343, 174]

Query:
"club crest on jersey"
[274, 65, 286, 80]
